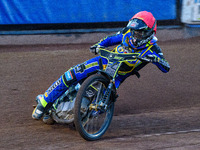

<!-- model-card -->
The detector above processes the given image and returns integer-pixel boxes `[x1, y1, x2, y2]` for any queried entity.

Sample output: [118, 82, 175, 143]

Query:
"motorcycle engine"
[57, 98, 75, 120]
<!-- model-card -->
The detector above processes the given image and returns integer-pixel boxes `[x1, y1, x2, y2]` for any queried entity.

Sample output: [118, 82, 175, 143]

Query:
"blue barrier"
[0, 0, 176, 25]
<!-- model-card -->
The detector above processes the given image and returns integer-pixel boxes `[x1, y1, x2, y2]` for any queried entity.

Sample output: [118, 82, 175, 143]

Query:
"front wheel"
[74, 74, 114, 141]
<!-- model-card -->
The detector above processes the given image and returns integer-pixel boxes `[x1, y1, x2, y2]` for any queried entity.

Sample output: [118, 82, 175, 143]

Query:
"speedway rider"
[32, 11, 170, 120]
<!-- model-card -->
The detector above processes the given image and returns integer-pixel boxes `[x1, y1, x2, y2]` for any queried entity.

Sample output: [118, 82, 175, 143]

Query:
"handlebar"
[98, 48, 138, 62]
[98, 48, 153, 63]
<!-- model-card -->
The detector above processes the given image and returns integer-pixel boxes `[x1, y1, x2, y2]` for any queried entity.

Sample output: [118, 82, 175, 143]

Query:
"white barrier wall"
[181, 0, 200, 23]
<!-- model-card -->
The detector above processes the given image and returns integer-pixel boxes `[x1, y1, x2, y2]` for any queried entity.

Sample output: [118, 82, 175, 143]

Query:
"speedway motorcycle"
[40, 48, 149, 141]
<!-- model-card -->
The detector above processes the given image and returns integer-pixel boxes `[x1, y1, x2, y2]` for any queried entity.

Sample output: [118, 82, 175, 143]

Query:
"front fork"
[99, 79, 115, 109]
[89, 79, 115, 111]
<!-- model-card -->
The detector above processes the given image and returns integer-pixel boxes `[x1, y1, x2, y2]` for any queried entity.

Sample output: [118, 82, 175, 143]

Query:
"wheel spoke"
[74, 74, 114, 140]
[81, 81, 107, 133]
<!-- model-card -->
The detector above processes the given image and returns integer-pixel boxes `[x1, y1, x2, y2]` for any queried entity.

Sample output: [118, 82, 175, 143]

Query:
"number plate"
[105, 62, 120, 77]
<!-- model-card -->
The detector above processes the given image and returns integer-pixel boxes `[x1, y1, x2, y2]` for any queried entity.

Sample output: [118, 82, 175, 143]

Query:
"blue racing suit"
[43, 27, 170, 104]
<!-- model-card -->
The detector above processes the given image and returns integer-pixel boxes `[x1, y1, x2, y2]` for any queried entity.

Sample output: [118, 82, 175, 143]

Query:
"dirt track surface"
[0, 36, 200, 149]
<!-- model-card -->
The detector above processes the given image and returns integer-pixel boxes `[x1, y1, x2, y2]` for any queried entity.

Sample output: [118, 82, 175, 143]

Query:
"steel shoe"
[43, 113, 55, 125]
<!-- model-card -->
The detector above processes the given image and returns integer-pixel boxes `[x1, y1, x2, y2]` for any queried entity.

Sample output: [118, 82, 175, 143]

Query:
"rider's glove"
[146, 55, 160, 62]
[137, 54, 160, 63]
[90, 45, 103, 55]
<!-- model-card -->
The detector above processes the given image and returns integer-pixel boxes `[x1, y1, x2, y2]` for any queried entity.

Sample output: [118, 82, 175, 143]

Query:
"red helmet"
[127, 11, 157, 47]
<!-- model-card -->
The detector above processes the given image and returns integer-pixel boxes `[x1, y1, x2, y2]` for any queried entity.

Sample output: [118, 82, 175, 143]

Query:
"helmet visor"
[127, 19, 148, 30]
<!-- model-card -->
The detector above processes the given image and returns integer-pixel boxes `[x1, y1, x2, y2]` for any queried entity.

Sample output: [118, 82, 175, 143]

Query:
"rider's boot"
[32, 74, 70, 120]
[32, 95, 51, 120]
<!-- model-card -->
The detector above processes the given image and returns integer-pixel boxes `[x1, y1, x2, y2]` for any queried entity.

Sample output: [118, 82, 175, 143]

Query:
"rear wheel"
[74, 74, 114, 141]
